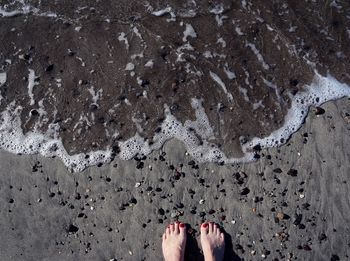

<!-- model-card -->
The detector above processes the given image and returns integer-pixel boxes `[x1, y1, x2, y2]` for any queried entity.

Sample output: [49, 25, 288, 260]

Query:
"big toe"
[179, 223, 186, 235]
[201, 223, 209, 234]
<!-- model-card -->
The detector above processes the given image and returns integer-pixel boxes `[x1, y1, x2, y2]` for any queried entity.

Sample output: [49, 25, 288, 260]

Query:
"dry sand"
[0, 98, 349, 261]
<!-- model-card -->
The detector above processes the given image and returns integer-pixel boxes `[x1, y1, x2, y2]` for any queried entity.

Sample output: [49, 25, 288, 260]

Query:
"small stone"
[302, 245, 311, 251]
[287, 169, 298, 176]
[276, 212, 285, 221]
[314, 107, 325, 115]
[170, 212, 178, 218]
[331, 254, 340, 261]
[293, 213, 302, 226]
[273, 168, 283, 173]
[240, 187, 250, 196]
[318, 233, 327, 241]
[67, 224, 79, 233]
[208, 209, 216, 215]
[199, 199, 205, 204]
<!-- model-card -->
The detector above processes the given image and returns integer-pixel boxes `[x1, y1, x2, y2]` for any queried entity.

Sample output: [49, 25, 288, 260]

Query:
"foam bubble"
[243, 72, 350, 151]
[0, 72, 348, 172]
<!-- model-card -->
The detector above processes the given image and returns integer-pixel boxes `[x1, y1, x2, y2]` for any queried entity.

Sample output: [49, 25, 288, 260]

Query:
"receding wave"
[0, 0, 349, 171]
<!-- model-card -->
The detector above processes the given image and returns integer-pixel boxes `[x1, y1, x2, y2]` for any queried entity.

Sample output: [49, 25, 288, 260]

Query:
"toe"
[169, 223, 175, 233]
[201, 223, 209, 234]
[208, 222, 214, 233]
[162, 232, 167, 241]
[220, 232, 225, 241]
[213, 223, 218, 232]
[174, 222, 180, 234]
[166, 226, 171, 236]
[179, 223, 186, 235]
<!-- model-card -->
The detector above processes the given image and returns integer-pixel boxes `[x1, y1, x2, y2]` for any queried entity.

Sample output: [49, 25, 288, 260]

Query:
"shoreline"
[0, 98, 349, 260]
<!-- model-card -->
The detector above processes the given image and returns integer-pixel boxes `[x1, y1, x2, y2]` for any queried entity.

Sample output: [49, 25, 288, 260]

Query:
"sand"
[0, 98, 349, 261]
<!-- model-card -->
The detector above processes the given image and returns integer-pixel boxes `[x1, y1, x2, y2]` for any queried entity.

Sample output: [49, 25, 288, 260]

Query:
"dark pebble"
[302, 245, 312, 251]
[273, 168, 283, 173]
[287, 168, 298, 176]
[208, 209, 216, 215]
[293, 213, 302, 226]
[136, 161, 144, 169]
[240, 187, 250, 196]
[331, 254, 340, 261]
[45, 64, 54, 72]
[67, 224, 79, 233]
[314, 107, 325, 115]
[158, 208, 165, 215]
[318, 233, 327, 241]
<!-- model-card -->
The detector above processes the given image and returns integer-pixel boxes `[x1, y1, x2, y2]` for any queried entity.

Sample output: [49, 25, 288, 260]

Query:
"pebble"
[287, 169, 298, 176]
[240, 187, 250, 196]
[276, 212, 285, 221]
[170, 212, 178, 218]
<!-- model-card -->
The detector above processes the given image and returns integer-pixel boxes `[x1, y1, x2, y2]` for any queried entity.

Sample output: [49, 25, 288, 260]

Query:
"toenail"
[202, 223, 208, 228]
[179, 223, 185, 228]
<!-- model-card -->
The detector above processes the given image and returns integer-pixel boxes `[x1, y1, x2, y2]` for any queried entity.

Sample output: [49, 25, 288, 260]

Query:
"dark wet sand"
[0, 98, 349, 261]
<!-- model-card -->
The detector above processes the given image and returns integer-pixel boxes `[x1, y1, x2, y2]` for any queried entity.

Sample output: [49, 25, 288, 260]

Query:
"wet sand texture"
[0, 99, 349, 260]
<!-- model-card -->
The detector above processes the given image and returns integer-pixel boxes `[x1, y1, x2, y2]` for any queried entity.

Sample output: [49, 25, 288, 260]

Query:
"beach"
[0, 98, 349, 261]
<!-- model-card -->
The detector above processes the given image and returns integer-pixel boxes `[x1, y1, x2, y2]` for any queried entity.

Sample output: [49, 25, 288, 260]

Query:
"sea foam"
[0, 72, 348, 172]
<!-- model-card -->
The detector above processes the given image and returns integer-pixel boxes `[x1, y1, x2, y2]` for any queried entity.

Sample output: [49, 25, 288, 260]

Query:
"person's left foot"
[162, 222, 187, 261]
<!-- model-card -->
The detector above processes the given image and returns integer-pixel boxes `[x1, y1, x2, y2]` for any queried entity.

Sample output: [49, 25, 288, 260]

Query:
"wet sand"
[0, 98, 349, 261]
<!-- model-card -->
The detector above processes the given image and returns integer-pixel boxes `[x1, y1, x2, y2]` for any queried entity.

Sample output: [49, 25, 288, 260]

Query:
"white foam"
[0, 71, 349, 172]
[239, 86, 250, 102]
[235, 26, 244, 36]
[223, 64, 236, 79]
[152, 7, 172, 16]
[151, 6, 176, 21]
[261, 77, 281, 102]
[217, 37, 226, 48]
[182, 24, 197, 42]
[0, 72, 6, 86]
[88, 86, 103, 106]
[0, 4, 57, 17]
[118, 32, 129, 50]
[0, 72, 6, 104]
[243, 72, 350, 151]
[210, 71, 234, 101]
[0, 102, 112, 172]
[125, 63, 135, 71]
[27, 69, 38, 106]
[246, 42, 270, 70]
[209, 4, 227, 26]
[145, 60, 154, 68]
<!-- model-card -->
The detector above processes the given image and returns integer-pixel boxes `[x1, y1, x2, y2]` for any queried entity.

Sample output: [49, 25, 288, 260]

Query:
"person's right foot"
[162, 222, 187, 261]
[200, 222, 225, 261]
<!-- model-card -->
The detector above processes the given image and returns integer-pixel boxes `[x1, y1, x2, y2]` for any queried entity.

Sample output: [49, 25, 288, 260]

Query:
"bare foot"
[200, 222, 225, 261]
[162, 222, 187, 261]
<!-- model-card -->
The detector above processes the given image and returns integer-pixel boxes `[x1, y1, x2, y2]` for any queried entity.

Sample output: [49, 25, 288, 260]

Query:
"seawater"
[0, 1, 349, 172]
